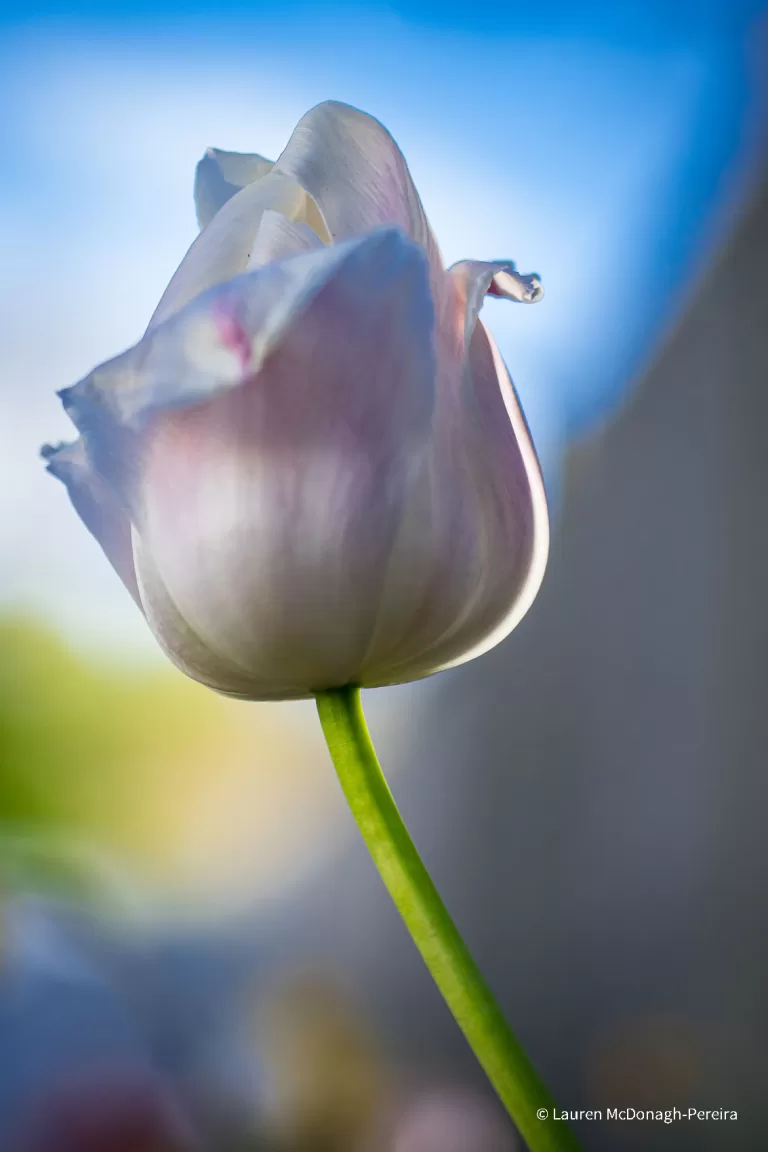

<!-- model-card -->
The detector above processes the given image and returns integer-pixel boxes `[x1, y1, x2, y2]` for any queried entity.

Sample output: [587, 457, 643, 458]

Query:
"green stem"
[315, 684, 580, 1152]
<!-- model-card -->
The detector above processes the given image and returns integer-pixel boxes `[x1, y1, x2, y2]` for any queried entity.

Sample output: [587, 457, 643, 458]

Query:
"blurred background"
[1, 1, 767, 1149]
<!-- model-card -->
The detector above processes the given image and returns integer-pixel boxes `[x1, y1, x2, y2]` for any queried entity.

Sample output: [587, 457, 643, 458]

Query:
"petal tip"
[40, 438, 81, 482]
[488, 265, 544, 304]
[521, 274, 544, 303]
[57, 384, 77, 408]
[40, 442, 62, 473]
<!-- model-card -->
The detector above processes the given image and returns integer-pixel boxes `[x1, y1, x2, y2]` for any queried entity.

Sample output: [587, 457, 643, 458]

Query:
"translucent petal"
[41, 438, 142, 608]
[61, 234, 396, 520]
[136, 229, 436, 695]
[247, 210, 325, 269]
[149, 170, 330, 329]
[132, 529, 302, 699]
[194, 146, 274, 229]
[274, 101, 445, 295]
[359, 260, 548, 684]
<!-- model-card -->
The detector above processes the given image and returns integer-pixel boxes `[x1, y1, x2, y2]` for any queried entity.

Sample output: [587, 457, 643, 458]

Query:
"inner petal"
[149, 172, 330, 330]
[248, 211, 326, 269]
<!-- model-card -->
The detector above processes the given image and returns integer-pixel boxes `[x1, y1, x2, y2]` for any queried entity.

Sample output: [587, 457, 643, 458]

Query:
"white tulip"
[45, 101, 547, 699]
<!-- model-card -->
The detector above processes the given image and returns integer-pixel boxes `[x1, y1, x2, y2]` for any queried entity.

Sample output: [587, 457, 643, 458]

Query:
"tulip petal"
[149, 171, 330, 329]
[134, 228, 436, 695]
[247, 209, 325, 269]
[451, 258, 544, 308]
[131, 528, 302, 699]
[274, 101, 444, 282]
[40, 438, 142, 608]
[194, 146, 274, 230]
[422, 261, 548, 674]
[359, 260, 548, 685]
[61, 231, 411, 513]
[430, 318, 549, 673]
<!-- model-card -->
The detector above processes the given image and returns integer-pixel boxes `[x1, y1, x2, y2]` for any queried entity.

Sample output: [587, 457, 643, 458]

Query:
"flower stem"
[315, 684, 580, 1152]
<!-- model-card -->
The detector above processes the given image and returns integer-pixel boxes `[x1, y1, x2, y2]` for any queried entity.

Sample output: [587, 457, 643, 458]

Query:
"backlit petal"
[359, 261, 548, 684]
[61, 234, 396, 520]
[194, 146, 273, 229]
[275, 101, 444, 291]
[41, 438, 142, 608]
[247, 210, 325, 269]
[132, 529, 302, 699]
[149, 171, 330, 329]
[136, 228, 435, 695]
[429, 319, 549, 674]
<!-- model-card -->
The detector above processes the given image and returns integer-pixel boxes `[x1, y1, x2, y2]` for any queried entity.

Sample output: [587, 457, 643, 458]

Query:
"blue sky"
[1, 1, 766, 653]
[0, 0, 762, 34]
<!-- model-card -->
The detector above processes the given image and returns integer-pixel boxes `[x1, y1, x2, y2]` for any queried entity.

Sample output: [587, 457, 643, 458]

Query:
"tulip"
[44, 101, 547, 700]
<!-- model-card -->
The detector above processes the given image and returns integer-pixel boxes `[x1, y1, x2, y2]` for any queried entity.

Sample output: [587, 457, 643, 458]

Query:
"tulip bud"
[45, 101, 547, 699]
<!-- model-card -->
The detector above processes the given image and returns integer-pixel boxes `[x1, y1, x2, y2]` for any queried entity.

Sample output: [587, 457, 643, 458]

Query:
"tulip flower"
[43, 100, 547, 701]
[44, 102, 578, 1151]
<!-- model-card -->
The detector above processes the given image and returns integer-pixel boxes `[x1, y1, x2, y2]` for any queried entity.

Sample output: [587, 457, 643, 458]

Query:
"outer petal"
[194, 146, 273, 230]
[139, 229, 434, 695]
[431, 317, 549, 673]
[40, 438, 142, 608]
[42, 437, 292, 698]
[149, 171, 330, 330]
[62, 229, 435, 698]
[62, 235, 394, 519]
[359, 260, 548, 685]
[131, 529, 302, 699]
[274, 101, 444, 290]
